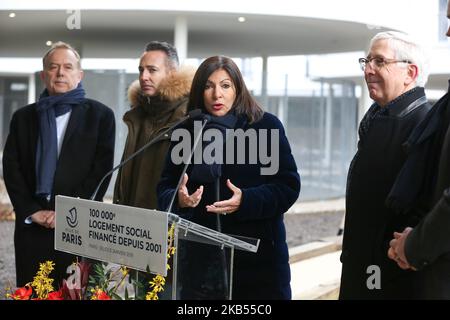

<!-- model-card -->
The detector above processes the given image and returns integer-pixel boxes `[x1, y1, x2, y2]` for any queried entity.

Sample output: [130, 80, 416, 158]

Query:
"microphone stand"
[165, 118, 209, 213]
[163, 118, 209, 300]
[90, 109, 202, 201]
[86, 109, 202, 297]
[165, 116, 231, 299]
[214, 178, 230, 299]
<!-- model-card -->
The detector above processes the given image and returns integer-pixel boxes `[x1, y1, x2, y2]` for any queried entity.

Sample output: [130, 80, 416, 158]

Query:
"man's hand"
[31, 210, 56, 229]
[388, 227, 416, 270]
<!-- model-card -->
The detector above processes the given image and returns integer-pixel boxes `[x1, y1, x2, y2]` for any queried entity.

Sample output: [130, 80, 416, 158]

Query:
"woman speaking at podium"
[157, 56, 300, 300]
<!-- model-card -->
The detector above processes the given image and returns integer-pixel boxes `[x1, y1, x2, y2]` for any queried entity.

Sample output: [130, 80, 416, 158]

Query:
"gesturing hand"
[178, 173, 204, 208]
[206, 179, 242, 215]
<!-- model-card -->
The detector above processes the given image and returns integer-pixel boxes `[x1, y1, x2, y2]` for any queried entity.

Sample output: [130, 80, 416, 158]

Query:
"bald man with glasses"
[339, 31, 430, 299]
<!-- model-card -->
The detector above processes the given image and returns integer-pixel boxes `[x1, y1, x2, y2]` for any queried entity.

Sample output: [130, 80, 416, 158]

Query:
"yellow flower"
[145, 291, 159, 300]
[120, 266, 129, 277]
[31, 261, 55, 299]
[144, 223, 177, 300]
[149, 275, 165, 293]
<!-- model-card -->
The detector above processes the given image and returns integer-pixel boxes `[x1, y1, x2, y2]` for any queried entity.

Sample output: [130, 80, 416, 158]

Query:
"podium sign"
[55, 196, 168, 276]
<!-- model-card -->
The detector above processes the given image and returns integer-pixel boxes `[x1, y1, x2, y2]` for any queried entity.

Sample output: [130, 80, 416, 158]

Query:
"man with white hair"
[389, 0, 450, 299]
[340, 31, 430, 299]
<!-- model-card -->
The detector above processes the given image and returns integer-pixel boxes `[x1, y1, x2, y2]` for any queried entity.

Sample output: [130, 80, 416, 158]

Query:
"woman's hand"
[178, 173, 204, 208]
[206, 179, 242, 215]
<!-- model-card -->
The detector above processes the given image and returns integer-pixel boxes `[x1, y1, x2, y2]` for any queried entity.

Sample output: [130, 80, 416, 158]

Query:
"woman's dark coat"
[157, 112, 300, 300]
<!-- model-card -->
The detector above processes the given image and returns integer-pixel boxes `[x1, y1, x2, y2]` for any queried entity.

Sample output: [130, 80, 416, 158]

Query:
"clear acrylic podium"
[166, 212, 260, 300]
[54, 196, 259, 300]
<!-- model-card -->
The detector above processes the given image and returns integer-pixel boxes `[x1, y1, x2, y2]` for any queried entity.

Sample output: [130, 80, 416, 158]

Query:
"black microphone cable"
[89, 109, 204, 201]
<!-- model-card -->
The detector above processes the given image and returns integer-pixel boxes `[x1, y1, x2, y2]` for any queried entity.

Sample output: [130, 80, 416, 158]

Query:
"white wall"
[0, 0, 440, 43]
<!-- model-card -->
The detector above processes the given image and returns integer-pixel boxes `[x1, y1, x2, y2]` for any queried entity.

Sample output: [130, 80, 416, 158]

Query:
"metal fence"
[258, 79, 358, 201]
[0, 72, 358, 201]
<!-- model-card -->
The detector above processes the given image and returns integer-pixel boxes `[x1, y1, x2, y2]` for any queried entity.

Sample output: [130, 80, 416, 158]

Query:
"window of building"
[439, 0, 449, 42]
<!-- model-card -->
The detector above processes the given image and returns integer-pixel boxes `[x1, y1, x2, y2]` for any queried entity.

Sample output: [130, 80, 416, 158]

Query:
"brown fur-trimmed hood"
[127, 66, 195, 108]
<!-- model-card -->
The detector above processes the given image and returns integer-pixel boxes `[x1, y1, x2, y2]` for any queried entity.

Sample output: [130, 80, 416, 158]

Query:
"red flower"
[11, 285, 32, 300]
[47, 289, 64, 300]
[96, 291, 111, 300]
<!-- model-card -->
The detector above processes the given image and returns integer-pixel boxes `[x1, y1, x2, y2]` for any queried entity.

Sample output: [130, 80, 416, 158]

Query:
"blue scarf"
[190, 113, 238, 184]
[35, 83, 86, 199]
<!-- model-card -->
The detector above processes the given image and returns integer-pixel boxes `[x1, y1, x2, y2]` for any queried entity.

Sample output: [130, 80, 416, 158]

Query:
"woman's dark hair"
[188, 56, 263, 123]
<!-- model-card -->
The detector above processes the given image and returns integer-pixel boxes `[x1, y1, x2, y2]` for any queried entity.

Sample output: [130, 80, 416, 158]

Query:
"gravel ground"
[0, 221, 15, 295]
[285, 210, 344, 247]
[0, 207, 344, 298]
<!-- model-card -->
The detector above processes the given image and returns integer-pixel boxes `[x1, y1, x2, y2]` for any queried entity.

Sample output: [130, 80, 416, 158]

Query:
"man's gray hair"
[369, 31, 429, 87]
[42, 41, 81, 69]
[144, 41, 179, 70]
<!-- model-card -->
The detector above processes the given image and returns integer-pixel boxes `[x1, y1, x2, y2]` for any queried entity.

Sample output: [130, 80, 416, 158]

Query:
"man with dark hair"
[144, 41, 179, 68]
[389, 0, 450, 299]
[113, 41, 194, 210]
[3, 41, 115, 286]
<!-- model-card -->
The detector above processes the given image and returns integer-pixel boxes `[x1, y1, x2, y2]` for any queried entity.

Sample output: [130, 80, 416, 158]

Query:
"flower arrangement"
[5, 223, 177, 300]
[5, 261, 64, 300]
[146, 222, 176, 300]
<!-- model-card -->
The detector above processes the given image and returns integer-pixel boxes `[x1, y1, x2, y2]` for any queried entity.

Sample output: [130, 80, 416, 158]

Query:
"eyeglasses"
[358, 57, 411, 71]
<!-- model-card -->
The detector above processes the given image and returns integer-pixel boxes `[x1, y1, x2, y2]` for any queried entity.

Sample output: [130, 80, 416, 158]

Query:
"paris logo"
[66, 207, 78, 228]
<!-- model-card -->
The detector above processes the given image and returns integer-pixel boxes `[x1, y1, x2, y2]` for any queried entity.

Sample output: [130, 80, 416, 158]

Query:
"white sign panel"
[55, 196, 168, 276]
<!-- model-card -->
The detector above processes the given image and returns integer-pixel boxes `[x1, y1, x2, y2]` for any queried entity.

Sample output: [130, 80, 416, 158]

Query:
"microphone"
[162, 113, 230, 299]
[165, 116, 210, 213]
[89, 109, 205, 201]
